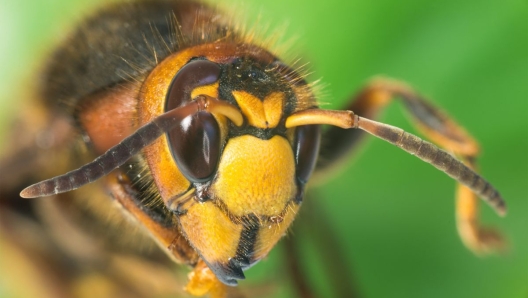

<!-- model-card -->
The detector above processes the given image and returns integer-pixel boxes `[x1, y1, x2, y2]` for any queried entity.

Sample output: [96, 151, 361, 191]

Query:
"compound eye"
[293, 125, 321, 184]
[165, 59, 222, 183]
[171, 113, 221, 183]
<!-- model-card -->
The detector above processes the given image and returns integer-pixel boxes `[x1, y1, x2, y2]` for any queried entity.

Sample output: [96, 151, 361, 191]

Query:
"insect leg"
[105, 171, 200, 265]
[315, 77, 505, 254]
[455, 160, 505, 254]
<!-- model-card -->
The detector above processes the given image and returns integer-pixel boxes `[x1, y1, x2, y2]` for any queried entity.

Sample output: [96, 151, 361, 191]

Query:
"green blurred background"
[0, 0, 526, 297]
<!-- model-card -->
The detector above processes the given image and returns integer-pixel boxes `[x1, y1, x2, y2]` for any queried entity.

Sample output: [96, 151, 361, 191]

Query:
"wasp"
[0, 0, 515, 297]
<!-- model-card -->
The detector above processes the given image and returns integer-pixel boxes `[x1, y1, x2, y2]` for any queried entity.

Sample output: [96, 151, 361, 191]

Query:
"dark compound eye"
[165, 59, 221, 108]
[293, 125, 321, 185]
[170, 113, 221, 183]
[165, 59, 222, 183]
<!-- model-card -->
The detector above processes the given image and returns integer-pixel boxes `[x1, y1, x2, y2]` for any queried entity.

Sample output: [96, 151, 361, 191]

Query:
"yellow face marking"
[211, 135, 296, 217]
[232, 91, 284, 128]
[253, 202, 300, 260]
[179, 200, 242, 264]
[263, 92, 284, 128]
[232, 91, 266, 128]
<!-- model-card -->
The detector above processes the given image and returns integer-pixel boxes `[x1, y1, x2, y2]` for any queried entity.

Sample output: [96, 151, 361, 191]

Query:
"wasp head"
[138, 42, 321, 285]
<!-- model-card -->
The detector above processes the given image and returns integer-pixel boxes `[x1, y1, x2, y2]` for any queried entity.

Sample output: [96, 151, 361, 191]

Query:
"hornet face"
[137, 43, 321, 285]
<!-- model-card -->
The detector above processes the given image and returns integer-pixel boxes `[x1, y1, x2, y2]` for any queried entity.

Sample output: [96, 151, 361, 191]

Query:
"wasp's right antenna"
[20, 96, 243, 199]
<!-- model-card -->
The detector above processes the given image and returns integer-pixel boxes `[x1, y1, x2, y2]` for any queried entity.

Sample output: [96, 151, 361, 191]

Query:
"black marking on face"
[216, 58, 300, 140]
[227, 125, 288, 140]
[232, 214, 260, 268]
[207, 260, 245, 286]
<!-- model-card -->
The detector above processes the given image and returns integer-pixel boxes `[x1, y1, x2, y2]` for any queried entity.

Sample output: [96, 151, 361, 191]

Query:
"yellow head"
[138, 42, 321, 285]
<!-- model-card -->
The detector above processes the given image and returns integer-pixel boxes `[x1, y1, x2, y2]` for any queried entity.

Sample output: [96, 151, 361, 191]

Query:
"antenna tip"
[496, 202, 507, 217]
[20, 180, 52, 199]
[20, 186, 39, 199]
